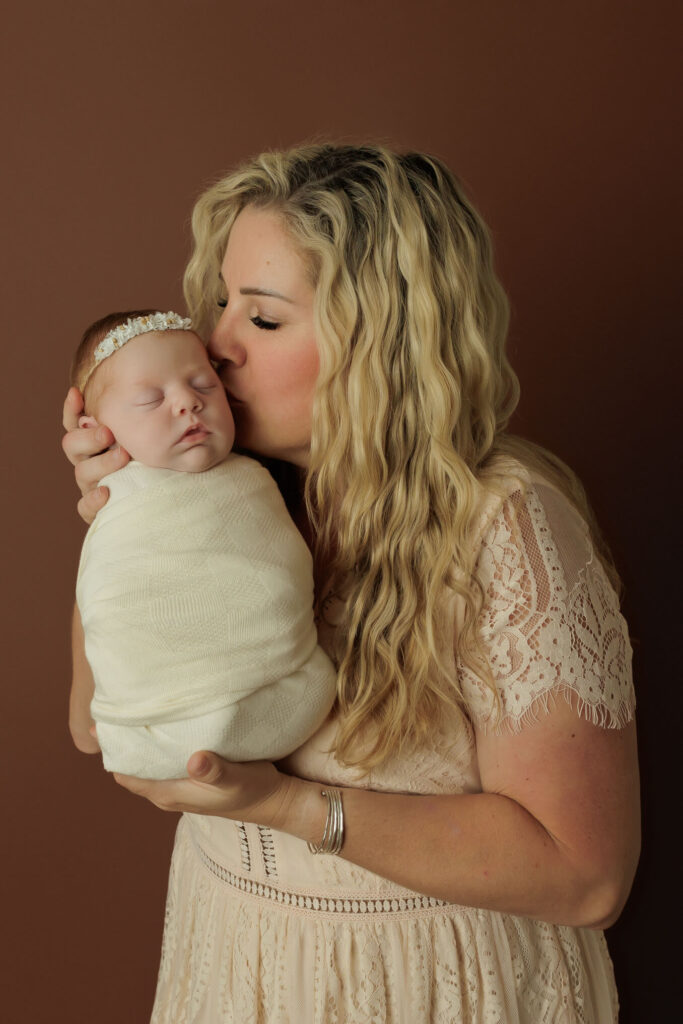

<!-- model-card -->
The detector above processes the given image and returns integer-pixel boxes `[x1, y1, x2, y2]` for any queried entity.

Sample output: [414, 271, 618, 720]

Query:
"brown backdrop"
[2, 1, 680, 1020]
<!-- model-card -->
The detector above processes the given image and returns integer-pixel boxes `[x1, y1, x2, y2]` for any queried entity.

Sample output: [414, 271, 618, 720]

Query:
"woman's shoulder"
[472, 453, 587, 558]
[470, 456, 531, 550]
[460, 457, 634, 735]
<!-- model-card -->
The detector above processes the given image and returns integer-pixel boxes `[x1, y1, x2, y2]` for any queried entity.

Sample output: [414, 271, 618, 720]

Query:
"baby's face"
[92, 330, 235, 471]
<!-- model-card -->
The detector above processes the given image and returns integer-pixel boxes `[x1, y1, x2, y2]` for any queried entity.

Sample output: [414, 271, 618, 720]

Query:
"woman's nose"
[208, 313, 247, 368]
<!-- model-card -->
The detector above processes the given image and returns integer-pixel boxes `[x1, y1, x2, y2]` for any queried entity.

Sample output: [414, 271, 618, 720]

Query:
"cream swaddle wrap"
[76, 455, 336, 778]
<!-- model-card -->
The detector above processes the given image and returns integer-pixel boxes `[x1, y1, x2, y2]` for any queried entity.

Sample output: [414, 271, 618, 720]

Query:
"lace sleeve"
[457, 480, 635, 734]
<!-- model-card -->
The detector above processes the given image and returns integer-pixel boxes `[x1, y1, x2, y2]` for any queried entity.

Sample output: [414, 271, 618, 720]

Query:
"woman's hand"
[62, 386, 130, 524]
[113, 752, 304, 832]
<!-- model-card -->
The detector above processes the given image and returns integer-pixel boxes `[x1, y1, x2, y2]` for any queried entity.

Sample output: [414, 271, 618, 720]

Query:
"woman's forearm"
[275, 776, 627, 929]
[110, 681, 638, 930]
[69, 602, 100, 753]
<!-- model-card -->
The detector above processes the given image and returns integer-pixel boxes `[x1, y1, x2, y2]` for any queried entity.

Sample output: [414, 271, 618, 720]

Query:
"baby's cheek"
[128, 423, 166, 465]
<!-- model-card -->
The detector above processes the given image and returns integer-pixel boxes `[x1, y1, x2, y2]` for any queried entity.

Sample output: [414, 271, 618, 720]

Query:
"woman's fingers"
[62, 387, 112, 469]
[77, 487, 110, 526]
[61, 387, 129, 522]
[62, 387, 84, 432]
[113, 755, 286, 822]
[73, 444, 129, 496]
[113, 771, 224, 814]
[62, 423, 113, 467]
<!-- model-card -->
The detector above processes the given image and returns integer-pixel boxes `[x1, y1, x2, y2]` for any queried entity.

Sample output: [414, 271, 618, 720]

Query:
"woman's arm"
[115, 695, 640, 929]
[63, 388, 129, 747]
[288, 699, 640, 929]
[69, 603, 100, 754]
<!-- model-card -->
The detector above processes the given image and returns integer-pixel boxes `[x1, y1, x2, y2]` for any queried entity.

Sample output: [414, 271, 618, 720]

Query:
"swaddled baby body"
[70, 310, 336, 778]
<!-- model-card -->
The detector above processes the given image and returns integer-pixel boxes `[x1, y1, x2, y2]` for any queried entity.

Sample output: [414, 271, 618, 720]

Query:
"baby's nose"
[174, 389, 202, 414]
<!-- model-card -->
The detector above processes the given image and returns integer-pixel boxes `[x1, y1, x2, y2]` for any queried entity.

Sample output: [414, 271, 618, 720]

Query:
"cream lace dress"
[150, 468, 635, 1024]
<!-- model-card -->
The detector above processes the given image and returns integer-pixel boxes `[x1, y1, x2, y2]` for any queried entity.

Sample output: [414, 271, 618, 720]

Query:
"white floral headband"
[83, 311, 193, 387]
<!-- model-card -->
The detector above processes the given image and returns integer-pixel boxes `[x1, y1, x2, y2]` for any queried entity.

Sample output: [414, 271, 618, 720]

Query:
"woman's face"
[208, 206, 320, 467]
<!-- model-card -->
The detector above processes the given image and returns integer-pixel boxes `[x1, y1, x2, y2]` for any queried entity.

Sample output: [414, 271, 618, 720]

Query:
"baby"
[70, 309, 336, 779]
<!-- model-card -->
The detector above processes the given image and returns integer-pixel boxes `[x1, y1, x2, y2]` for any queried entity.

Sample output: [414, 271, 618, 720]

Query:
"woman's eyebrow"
[217, 275, 295, 304]
[240, 287, 294, 303]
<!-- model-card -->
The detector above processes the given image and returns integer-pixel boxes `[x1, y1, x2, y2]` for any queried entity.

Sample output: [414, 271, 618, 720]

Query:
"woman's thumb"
[188, 751, 221, 782]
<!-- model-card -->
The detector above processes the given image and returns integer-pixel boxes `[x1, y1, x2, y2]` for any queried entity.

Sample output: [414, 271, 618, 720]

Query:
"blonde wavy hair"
[184, 143, 620, 771]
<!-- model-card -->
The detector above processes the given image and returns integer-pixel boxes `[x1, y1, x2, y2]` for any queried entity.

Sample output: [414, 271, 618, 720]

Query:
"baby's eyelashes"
[134, 392, 164, 407]
[192, 376, 217, 390]
[132, 381, 215, 406]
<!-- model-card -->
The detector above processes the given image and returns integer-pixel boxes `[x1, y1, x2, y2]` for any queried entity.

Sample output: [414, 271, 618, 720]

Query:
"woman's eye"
[217, 299, 227, 309]
[250, 315, 279, 331]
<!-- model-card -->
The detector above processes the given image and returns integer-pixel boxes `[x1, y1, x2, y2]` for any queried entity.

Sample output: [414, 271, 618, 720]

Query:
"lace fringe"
[480, 686, 636, 736]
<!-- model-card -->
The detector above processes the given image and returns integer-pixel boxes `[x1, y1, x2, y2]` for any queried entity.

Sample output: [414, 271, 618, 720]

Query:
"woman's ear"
[78, 415, 100, 430]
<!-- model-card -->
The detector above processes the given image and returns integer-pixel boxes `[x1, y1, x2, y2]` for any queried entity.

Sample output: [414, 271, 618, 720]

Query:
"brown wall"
[2, 1, 680, 1020]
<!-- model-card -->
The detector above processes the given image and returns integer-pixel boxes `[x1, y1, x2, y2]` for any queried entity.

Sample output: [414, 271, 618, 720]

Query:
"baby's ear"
[78, 415, 100, 430]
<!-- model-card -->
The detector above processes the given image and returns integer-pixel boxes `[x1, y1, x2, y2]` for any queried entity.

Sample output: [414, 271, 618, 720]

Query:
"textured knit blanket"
[76, 457, 336, 778]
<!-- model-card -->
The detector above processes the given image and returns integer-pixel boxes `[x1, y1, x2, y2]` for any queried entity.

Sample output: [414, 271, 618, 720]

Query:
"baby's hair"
[71, 309, 159, 406]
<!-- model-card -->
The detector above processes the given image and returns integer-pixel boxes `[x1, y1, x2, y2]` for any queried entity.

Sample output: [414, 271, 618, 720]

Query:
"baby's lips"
[179, 423, 209, 442]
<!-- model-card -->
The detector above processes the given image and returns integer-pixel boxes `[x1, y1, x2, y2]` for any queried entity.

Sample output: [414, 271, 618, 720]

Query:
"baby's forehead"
[140, 327, 205, 352]
[118, 329, 210, 372]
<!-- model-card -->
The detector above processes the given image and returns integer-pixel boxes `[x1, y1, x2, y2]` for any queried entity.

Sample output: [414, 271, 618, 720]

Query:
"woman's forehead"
[220, 207, 311, 300]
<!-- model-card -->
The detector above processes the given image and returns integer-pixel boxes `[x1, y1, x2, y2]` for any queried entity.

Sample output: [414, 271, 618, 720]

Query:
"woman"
[63, 144, 640, 1023]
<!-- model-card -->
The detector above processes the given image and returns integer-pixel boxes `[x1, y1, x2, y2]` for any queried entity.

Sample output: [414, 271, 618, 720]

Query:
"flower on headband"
[92, 311, 192, 367]
[98, 336, 117, 358]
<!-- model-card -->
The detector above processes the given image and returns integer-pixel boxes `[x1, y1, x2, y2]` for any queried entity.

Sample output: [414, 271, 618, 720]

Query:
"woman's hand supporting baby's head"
[62, 386, 130, 524]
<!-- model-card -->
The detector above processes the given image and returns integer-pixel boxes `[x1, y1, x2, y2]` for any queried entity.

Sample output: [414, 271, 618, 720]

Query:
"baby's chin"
[136, 440, 233, 474]
[171, 441, 233, 473]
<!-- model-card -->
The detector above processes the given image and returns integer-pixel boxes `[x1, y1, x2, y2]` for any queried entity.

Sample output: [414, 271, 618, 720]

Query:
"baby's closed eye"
[134, 390, 164, 407]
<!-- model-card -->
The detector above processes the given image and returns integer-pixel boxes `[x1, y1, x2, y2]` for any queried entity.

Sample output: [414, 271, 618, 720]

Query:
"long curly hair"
[184, 143, 620, 771]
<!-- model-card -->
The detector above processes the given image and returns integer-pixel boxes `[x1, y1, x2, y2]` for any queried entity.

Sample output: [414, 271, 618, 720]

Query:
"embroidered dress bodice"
[151, 466, 635, 1024]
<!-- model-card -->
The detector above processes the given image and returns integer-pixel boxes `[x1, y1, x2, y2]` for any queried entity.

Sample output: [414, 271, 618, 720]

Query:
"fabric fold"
[76, 456, 336, 777]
